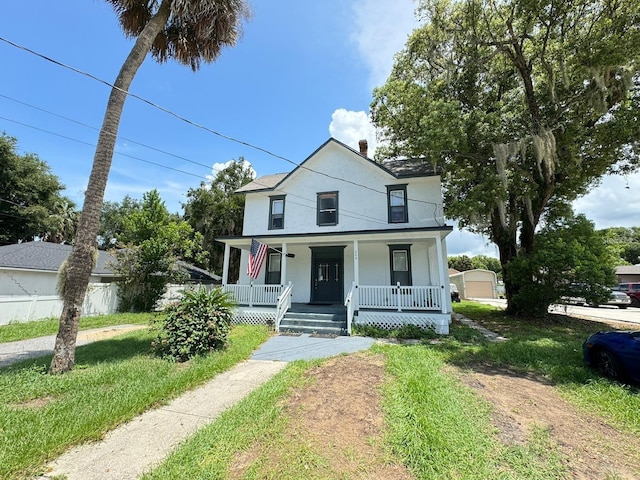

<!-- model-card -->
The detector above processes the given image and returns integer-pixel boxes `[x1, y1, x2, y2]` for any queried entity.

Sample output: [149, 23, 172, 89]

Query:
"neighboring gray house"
[0, 242, 221, 297]
[615, 265, 640, 284]
[0, 242, 118, 296]
[217, 138, 454, 334]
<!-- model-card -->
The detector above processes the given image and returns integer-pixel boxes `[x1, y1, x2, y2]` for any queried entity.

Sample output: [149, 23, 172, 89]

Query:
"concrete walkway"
[41, 359, 287, 480]
[14, 330, 376, 479]
[0, 324, 147, 368]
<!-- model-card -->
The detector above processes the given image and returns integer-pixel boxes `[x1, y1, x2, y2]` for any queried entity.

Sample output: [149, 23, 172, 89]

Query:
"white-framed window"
[387, 185, 408, 223]
[269, 195, 285, 229]
[317, 191, 338, 226]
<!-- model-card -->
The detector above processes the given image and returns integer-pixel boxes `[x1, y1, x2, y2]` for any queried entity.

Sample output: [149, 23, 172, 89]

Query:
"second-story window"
[387, 185, 408, 223]
[317, 192, 338, 226]
[269, 195, 285, 229]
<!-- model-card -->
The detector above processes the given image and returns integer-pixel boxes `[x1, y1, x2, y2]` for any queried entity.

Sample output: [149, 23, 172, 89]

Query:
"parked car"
[615, 283, 640, 307]
[562, 284, 629, 309]
[603, 289, 631, 309]
[583, 331, 640, 383]
[450, 283, 461, 302]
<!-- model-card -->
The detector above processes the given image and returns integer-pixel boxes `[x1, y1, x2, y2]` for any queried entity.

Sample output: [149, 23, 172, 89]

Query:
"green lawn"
[449, 301, 640, 436]
[0, 322, 270, 479]
[3, 303, 638, 479]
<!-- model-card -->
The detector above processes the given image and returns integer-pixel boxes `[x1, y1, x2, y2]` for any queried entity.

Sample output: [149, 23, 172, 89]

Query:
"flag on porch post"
[247, 239, 268, 279]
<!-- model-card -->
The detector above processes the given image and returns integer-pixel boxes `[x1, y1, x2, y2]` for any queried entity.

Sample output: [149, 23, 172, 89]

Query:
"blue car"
[583, 331, 640, 383]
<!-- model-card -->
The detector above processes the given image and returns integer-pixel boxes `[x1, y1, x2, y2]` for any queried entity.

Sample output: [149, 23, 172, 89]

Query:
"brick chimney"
[358, 139, 368, 157]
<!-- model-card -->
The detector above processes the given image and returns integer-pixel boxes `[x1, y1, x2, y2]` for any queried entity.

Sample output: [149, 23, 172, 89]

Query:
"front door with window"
[310, 247, 344, 304]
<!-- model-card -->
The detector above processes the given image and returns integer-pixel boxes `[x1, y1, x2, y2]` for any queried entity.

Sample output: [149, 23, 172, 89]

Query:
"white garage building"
[450, 269, 498, 299]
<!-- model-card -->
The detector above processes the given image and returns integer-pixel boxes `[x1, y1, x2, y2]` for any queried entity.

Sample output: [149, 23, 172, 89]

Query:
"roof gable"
[235, 137, 439, 194]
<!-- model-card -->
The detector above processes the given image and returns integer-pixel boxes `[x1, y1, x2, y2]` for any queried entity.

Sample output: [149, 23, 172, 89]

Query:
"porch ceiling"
[217, 226, 453, 249]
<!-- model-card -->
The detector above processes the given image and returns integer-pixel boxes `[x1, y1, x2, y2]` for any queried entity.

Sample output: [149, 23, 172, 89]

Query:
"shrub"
[152, 287, 235, 361]
[352, 322, 437, 340]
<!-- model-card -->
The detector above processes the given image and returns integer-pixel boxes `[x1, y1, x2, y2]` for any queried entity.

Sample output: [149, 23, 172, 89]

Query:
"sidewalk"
[0, 324, 147, 368]
[14, 330, 376, 479]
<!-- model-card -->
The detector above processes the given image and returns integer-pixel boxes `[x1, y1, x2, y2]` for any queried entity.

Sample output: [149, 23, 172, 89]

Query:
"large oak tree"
[371, 0, 640, 314]
[51, 0, 250, 373]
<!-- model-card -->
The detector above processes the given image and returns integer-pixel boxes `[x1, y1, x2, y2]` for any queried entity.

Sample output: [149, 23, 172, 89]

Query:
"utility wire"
[0, 36, 445, 223]
[0, 116, 204, 179]
[0, 93, 215, 173]
[0, 114, 396, 226]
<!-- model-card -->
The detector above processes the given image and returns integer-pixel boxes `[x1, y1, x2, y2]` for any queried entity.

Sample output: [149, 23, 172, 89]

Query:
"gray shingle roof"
[0, 242, 116, 275]
[381, 158, 439, 177]
[235, 173, 288, 194]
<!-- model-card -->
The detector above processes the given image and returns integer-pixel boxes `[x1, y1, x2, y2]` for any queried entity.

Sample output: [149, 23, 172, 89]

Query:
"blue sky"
[1, 1, 638, 259]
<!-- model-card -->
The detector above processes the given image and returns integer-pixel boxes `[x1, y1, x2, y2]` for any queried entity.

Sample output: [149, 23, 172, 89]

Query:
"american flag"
[247, 239, 268, 279]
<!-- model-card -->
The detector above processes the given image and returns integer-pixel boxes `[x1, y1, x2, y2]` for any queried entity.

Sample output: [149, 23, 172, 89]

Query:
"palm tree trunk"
[50, 0, 173, 374]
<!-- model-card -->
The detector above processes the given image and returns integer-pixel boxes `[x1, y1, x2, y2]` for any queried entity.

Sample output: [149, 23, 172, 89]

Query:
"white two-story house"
[217, 138, 453, 334]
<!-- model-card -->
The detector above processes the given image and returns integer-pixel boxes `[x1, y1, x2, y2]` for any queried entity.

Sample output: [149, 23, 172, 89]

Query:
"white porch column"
[222, 243, 231, 285]
[353, 239, 360, 285]
[281, 243, 288, 286]
[435, 234, 450, 313]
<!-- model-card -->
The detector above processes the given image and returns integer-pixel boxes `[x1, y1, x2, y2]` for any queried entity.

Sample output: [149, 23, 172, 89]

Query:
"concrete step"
[279, 314, 347, 336]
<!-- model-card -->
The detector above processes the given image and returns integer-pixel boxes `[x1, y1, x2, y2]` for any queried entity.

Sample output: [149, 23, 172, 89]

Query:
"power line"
[0, 36, 293, 164]
[0, 37, 445, 226]
[0, 116, 206, 180]
[0, 93, 215, 173]
[0, 36, 443, 213]
[0, 114, 420, 226]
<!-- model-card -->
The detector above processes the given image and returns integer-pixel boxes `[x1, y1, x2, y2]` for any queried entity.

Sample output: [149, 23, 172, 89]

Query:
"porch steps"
[279, 311, 348, 336]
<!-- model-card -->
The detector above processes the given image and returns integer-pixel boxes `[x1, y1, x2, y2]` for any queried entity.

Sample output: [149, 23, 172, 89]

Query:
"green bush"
[152, 287, 235, 361]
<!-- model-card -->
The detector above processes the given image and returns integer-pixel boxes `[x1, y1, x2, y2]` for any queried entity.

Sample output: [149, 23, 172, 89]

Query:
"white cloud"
[574, 173, 640, 229]
[329, 109, 378, 156]
[445, 227, 499, 258]
[206, 158, 256, 185]
[351, 0, 419, 88]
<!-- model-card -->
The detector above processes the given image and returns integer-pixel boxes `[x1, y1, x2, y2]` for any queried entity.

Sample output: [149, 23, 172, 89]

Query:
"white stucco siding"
[241, 143, 444, 237]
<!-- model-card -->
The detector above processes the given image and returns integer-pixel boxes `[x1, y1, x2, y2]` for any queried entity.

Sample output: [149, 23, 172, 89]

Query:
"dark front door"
[310, 247, 345, 304]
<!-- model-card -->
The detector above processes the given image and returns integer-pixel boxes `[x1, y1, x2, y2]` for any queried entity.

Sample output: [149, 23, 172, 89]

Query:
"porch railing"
[222, 283, 282, 306]
[344, 282, 357, 335]
[357, 284, 441, 311]
[275, 281, 293, 332]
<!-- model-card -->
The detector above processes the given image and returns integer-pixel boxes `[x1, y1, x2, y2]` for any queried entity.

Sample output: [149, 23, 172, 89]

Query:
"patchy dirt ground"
[229, 354, 414, 479]
[230, 351, 640, 479]
[453, 363, 640, 479]
[76, 325, 147, 343]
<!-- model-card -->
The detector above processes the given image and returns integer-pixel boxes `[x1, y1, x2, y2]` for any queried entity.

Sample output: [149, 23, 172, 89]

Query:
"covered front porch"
[222, 282, 450, 334]
[218, 228, 453, 334]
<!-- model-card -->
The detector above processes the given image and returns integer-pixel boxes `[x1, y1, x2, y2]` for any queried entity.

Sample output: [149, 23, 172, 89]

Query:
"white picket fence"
[0, 283, 119, 325]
